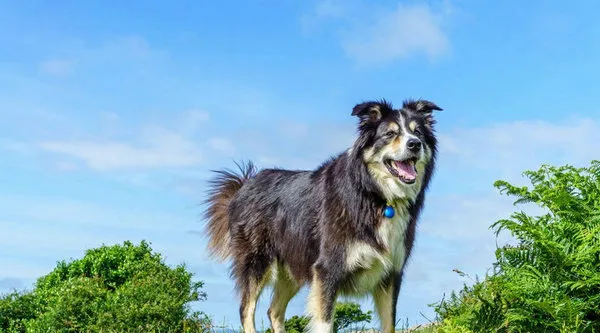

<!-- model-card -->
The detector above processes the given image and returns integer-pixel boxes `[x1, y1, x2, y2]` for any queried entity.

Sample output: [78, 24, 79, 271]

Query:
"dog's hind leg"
[306, 263, 342, 333]
[268, 265, 300, 333]
[237, 260, 272, 333]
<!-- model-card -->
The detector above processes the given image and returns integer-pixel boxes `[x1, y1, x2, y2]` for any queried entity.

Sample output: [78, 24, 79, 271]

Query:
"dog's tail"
[203, 161, 257, 261]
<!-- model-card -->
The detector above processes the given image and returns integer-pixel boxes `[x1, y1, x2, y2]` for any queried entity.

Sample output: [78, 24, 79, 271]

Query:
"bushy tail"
[203, 161, 257, 261]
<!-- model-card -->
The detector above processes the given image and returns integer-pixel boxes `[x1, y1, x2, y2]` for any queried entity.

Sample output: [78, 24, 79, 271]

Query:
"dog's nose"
[407, 138, 422, 153]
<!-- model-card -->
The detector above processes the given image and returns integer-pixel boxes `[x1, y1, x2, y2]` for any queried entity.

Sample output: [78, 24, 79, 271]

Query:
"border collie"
[203, 99, 442, 333]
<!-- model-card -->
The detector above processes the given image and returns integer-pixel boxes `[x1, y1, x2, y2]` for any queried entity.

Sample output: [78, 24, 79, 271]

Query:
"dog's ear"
[403, 99, 443, 114]
[404, 99, 442, 129]
[351, 101, 388, 125]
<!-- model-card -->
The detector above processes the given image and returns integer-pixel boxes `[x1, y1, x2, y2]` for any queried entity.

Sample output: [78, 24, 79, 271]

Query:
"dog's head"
[351, 99, 442, 201]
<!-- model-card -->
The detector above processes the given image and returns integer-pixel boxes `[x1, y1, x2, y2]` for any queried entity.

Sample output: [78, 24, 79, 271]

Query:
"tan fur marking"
[268, 265, 300, 333]
[307, 270, 325, 322]
[241, 263, 274, 333]
[306, 269, 335, 332]
[373, 284, 395, 333]
[387, 122, 400, 132]
[392, 136, 402, 150]
[370, 105, 381, 112]
[409, 121, 417, 132]
[360, 105, 382, 124]
[362, 147, 376, 162]
[241, 282, 261, 333]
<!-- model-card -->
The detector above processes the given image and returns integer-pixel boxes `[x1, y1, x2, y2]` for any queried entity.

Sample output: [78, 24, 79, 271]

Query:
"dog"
[203, 99, 442, 333]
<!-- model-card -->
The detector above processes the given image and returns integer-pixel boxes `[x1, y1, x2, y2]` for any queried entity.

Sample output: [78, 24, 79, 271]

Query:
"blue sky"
[1, 0, 599, 329]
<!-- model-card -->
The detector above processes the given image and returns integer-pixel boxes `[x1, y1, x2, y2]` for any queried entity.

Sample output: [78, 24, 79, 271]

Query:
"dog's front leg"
[306, 262, 341, 333]
[373, 272, 403, 333]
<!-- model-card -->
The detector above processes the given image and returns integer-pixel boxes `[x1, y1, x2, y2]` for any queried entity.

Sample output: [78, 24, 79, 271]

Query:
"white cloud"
[39, 136, 202, 171]
[304, 1, 452, 65]
[278, 120, 309, 140]
[39, 59, 75, 76]
[430, 116, 600, 261]
[300, 0, 348, 33]
[82, 36, 169, 65]
[183, 110, 210, 132]
[342, 3, 450, 65]
[314, 0, 347, 19]
[31, 109, 211, 171]
[1, 140, 36, 156]
[53, 160, 79, 171]
[438, 117, 600, 182]
[208, 137, 236, 156]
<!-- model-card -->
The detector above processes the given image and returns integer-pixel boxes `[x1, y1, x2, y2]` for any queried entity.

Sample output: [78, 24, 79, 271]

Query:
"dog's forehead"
[376, 113, 400, 134]
[379, 109, 414, 131]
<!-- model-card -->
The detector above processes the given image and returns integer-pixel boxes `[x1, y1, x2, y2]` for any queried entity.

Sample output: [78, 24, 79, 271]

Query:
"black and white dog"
[203, 99, 442, 333]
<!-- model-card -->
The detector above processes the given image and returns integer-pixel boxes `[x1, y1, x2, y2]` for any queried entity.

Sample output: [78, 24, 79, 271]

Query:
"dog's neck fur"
[346, 149, 387, 199]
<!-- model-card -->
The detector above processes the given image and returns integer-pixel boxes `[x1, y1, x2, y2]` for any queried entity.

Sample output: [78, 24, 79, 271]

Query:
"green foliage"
[0, 291, 37, 333]
[277, 315, 310, 333]
[434, 161, 600, 333]
[332, 301, 373, 332]
[0, 240, 211, 333]
[264, 301, 372, 332]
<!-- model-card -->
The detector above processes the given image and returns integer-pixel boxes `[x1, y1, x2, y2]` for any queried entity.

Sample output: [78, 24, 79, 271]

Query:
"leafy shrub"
[274, 315, 310, 333]
[0, 291, 37, 333]
[264, 301, 372, 332]
[0, 240, 211, 333]
[434, 161, 600, 333]
[332, 301, 373, 331]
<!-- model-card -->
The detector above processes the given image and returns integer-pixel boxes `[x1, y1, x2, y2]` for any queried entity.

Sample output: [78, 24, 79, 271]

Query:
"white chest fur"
[344, 203, 411, 294]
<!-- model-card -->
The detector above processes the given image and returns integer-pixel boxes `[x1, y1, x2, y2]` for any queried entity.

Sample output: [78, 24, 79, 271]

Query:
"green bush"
[0, 240, 211, 333]
[332, 301, 373, 332]
[264, 301, 372, 333]
[0, 291, 37, 333]
[273, 315, 310, 333]
[434, 161, 600, 333]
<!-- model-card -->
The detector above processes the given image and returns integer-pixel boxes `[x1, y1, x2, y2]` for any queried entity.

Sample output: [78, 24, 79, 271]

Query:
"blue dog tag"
[383, 205, 395, 218]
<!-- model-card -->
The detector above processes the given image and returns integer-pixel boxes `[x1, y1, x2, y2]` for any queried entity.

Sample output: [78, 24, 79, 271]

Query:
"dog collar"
[383, 205, 395, 218]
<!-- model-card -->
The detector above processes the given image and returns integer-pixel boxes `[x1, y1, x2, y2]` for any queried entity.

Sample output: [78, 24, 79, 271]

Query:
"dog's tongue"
[394, 161, 417, 180]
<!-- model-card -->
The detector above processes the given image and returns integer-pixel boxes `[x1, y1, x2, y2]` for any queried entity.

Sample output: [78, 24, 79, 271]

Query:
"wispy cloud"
[300, 0, 348, 33]
[39, 59, 75, 76]
[208, 137, 236, 156]
[438, 117, 600, 182]
[342, 3, 450, 65]
[39, 139, 201, 171]
[303, 1, 452, 66]
[430, 116, 600, 264]
[28, 109, 210, 171]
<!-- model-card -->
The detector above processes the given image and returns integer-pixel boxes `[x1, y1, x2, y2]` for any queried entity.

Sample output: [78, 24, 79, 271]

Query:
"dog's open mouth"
[384, 158, 418, 184]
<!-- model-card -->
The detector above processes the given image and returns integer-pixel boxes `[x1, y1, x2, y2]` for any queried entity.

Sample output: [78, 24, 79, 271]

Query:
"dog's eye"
[385, 131, 396, 137]
[413, 129, 422, 136]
